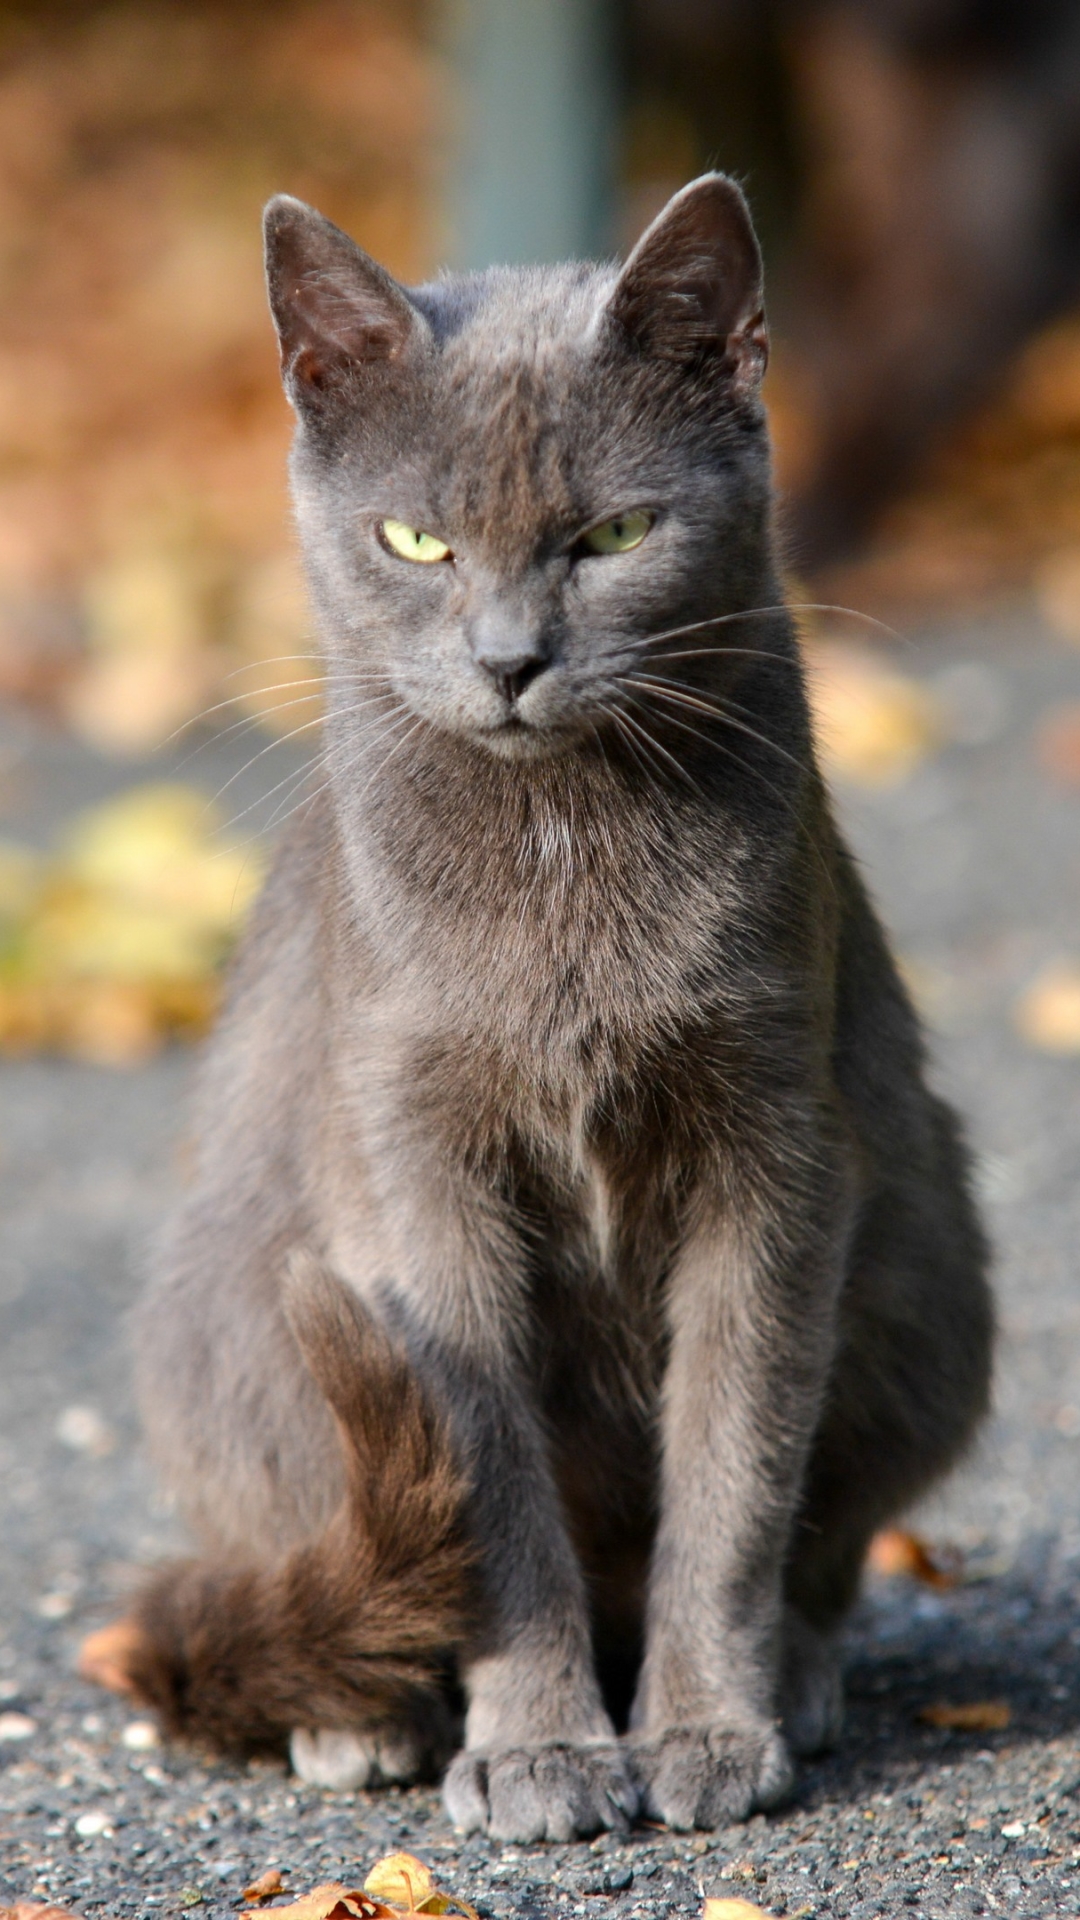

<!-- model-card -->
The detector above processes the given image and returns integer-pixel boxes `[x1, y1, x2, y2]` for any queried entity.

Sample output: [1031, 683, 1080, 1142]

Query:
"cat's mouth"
[475, 709, 576, 761]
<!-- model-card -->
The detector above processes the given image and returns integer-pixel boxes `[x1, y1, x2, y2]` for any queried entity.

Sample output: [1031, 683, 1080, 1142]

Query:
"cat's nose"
[472, 634, 550, 705]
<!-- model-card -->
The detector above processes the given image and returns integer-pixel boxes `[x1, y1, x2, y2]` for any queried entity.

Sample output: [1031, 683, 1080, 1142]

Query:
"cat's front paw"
[443, 1742, 640, 1842]
[628, 1723, 793, 1829]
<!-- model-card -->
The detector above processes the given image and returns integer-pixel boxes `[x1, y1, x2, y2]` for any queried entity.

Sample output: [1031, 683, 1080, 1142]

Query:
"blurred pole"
[441, 0, 619, 269]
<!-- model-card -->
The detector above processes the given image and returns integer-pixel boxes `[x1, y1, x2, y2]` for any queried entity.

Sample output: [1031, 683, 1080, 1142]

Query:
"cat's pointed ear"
[606, 174, 768, 389]
[263, 195, 424, 402]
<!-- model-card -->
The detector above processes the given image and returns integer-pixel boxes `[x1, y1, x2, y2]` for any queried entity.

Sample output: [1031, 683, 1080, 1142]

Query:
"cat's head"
[265, 175, 775, 764]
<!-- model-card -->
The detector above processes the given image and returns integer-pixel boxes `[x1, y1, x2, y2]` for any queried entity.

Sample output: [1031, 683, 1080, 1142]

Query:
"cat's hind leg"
[115, 1254, 476, 1778]
[778, 1606, 843, 1756]
[783, 1128, 992, 1730]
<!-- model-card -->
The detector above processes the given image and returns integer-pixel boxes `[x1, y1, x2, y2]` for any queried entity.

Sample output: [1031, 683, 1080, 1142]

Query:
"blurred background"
[1, 0, 1080, 1059]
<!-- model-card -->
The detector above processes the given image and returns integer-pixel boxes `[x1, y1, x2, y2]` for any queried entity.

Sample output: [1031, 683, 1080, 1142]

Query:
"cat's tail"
[84, 1253, 477, 1769]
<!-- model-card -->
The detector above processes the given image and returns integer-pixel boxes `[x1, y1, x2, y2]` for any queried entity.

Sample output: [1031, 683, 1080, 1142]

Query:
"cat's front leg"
[629, 1154, 853, 1828]
[434, 1361, 638, 1841]
[366, 1116, 637, 1842]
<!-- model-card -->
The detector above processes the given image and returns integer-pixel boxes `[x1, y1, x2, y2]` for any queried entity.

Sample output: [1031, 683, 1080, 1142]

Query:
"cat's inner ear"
[263, 195, 423, 398]
[606, 173, 768, 389]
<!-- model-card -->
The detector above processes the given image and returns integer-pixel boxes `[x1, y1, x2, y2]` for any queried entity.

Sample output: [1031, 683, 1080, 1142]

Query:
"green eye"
[579, 509, 654, 556]
[379, 518, 452, 564]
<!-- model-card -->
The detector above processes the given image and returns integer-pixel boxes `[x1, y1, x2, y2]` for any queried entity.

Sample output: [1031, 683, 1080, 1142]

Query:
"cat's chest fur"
[337, 739, 762, 1096]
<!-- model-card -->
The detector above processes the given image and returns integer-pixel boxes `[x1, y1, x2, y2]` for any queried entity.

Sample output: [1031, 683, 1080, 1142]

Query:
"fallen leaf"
[702, 1901, 774, 1920]
[77, 1618, 149, 1696]
[1036, 702, 1080, 785]
[867, 1527, 959, 1588]
[918, 1700, 1011, 1732]
[241, 1872, 284, 1905]
[1034, 545, 1080, 646]
[240, 1886, 391, 1920]
[363, 1859, 436, 1911]
[804, 641, 943, 787]
[1014, 962, 1080, 1052]
[0, 1905, 88, 1920]
[363, 1856, 478, 1920]
[0, 783, 260, 1062]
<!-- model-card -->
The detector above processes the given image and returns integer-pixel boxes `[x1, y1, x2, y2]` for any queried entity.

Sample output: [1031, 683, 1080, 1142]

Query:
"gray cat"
[124, 175, 993, 1842]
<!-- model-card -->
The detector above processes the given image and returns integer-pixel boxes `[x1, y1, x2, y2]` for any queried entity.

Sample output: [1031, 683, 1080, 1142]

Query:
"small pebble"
[122, 1718, 160, 1750]
[56, 1404, 115, 1456]
[0, 1710, 36, 1740]
[74, 1810, 113, 1837]
[36, 1591, 74, 1619]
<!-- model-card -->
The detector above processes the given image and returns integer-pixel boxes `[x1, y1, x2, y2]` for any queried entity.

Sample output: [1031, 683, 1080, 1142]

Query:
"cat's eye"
[578, 510, 654, 556]
[379, 518, 453, 564]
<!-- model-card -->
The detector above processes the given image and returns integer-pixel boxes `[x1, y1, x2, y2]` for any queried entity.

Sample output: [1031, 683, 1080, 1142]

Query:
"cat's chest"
[371, 819, 736, 1071]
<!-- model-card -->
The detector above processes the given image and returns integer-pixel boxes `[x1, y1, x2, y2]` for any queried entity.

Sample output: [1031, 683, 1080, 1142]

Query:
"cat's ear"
[263, 196, 424, 402]
[606, 174, 768, 389]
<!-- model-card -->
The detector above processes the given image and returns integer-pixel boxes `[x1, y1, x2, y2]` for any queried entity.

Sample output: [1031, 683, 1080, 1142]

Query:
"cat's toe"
[290, 1725, 424, 1790]
[629, 1724, 793, 1830]
[442, 1750, 491, 1834]
[443, 1743, 639, 1842]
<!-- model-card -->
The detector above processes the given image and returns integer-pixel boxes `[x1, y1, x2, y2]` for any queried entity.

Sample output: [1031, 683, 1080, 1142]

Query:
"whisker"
[207, 694, 398, 814]
[626, 674, 807, 778]
[215, 699, 405, 834]
[638, 601, 906, 654]
[615, 701, 701, 796]
[258, 714, 407, 840]
[172, 689, 336, 771]
[352, 716, 425, 806]
[623, 685, 838, 899]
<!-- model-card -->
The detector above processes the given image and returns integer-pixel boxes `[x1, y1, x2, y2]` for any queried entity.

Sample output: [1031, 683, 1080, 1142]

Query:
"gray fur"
[134, 176, 992, 1838]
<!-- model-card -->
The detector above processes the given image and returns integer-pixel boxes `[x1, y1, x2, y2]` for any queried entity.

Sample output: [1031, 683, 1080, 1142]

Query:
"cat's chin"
[470, 721, 580, 763]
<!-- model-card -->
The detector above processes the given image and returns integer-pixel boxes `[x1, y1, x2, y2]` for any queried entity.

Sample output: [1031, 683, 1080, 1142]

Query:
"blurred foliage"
[0, 783, 263, 1063]
[0, 0, 436, 748]
[816, 315, 1080, 632]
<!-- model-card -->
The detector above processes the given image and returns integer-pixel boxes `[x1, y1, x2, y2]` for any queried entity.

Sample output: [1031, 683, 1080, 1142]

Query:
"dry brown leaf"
[918, 1700, 1011, 1732]
[867, 1527, 959, 1588]
[702, 1900, 774, 1920]
[240, 1886, 391, 1920]
[0, 1905, 88, 1919]
[1036, 703, 1080, 785]
[1034, 545, 1080, 645]
[241, 1871, 285, 1905]
[1014, 963, 1080, 1052]
[77, 1618, 148, 1696]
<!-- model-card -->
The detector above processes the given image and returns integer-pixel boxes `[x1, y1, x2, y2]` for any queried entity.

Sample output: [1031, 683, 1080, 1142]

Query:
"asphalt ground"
[2, 614, 1080, 1919]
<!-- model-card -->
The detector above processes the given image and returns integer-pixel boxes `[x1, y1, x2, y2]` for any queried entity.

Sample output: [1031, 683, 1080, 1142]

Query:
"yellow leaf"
[1014, 963, 1080, 1052]
[702, 1901, 774, 1920]
[361, 1859, 476, 1920]
[0, 841, 41, 919]
[805, 641, 942, 787]
[363, 1858, 436, 1910]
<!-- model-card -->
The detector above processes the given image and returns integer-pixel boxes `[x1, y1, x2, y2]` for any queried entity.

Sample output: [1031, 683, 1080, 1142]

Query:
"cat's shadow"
[788, 1564, 1080, 1809]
